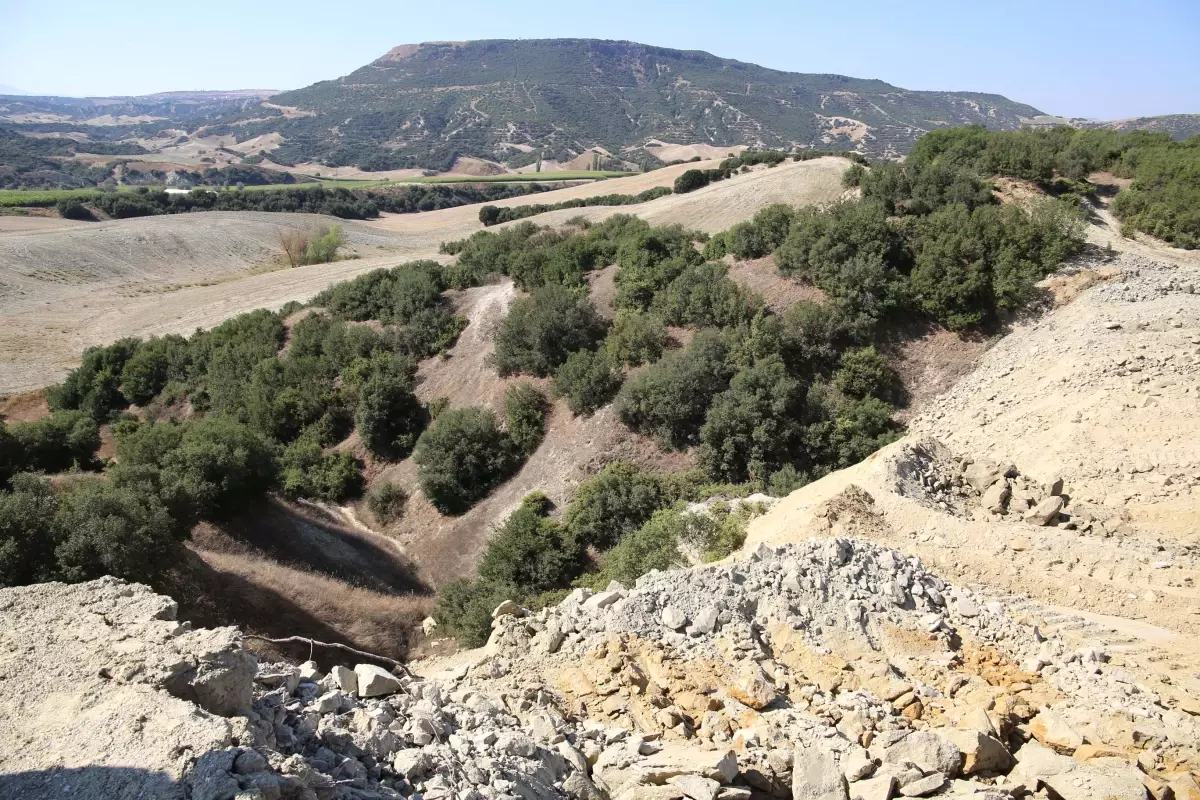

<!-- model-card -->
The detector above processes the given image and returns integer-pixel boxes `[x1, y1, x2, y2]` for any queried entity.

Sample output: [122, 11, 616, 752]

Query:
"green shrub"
[767, 464, 805, 496]
[603, 310, 668, 367]
[552, 349, 622, 416]
[111, 417, 277, 524]
[477, 505, 582, 595]
[492, 284, 608, 377]
[56, 200, 96, 221]
[120, 335, 190, 406]
[613, 226, 704, 311]
[615, 329, 734, 448]
[6, 411, 101, 475]
[435, 578, 515, 647]
[834, 346, 903, 403]
[563, 461, 669, 549]
[504, 382, 548, 455]
[367, 482, 407, 524]
[698, 355, 805, 483]
[654, 262, 763, 328]
[47, 338, 141, 422]
[279, 438, 364, 502]
[413, 407, 519, 514]
[0, 474, 60, 586]
[355, 360, 425, 459]
[52, 477, 184, 584]
[580, 508, 685, 588]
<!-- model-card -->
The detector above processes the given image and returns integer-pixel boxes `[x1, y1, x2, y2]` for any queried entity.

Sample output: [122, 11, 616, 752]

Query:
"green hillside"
[252, 39, 1043, 169]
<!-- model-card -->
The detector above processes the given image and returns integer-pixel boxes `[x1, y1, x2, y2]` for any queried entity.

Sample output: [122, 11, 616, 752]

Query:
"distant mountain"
[246, 39, 1042, 169]
[0, 84, 26, 96]
[1023, 113, 1200, 141]
[0, 90, 278, 124]
[1, 40, 1194, 183]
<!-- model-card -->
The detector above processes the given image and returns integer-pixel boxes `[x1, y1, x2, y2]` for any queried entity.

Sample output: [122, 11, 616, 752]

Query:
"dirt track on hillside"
[0, 157, 851, 392]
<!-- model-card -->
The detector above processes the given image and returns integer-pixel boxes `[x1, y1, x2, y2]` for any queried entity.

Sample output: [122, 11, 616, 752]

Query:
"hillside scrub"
[864, 125, 1199, 248]
[412, 407, 522, 515]
[491, 284, 608, 377]
[7, 258, 490, 591]
[434, 472, 765, 645]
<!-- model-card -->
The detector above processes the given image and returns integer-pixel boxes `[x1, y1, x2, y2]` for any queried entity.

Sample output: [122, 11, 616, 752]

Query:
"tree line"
[477, 186, 671, 226]
[55, 182, 555, 221]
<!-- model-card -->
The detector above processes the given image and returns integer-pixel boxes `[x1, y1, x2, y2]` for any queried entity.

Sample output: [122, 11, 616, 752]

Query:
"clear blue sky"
[2, 0, 1197, 120]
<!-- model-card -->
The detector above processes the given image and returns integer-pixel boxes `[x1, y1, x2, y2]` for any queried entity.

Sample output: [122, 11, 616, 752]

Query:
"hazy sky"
[2, 0, 1197, 120]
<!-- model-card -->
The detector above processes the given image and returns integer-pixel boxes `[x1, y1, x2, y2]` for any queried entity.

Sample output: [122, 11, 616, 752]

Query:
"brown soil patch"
[881, 324, 992, 422]
[586, 264, 619, 318]
[0, 388, 50, 423]
[991, 176, 1045, 205]
[171, 498, 431, 663]
[450, 156, 507, 176]
[725, 254, 825, 311]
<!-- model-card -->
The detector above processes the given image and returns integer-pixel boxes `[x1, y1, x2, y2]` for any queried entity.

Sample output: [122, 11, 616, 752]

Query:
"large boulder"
[937, 728, 1013, 775]
[0, 578, 257, 799]
[880, 731, 963, 778]
[353, 664, 402, 697]
[1011, 741, 1148, 800]
[792, 744, 849, 800]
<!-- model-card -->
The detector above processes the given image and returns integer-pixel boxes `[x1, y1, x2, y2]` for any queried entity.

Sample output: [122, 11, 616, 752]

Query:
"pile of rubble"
[472, 537, 1200, 799]
[892, 439, 1141, 537]
[4, 537, 1199, 800]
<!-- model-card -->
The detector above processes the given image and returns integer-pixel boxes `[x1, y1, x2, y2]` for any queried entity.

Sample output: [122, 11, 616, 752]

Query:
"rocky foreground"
[3, 532, 1198, 799]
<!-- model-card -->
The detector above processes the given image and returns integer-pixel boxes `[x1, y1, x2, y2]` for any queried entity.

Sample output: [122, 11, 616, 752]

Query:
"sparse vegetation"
[278, 224, 346, 267]
[367, 482, 407, 525]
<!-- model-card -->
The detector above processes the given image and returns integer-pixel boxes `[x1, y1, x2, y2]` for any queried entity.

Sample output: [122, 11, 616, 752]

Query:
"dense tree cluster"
[477, 186, 671, 226]
[0, 258, 488, 590]
[42, 182, 556, 221]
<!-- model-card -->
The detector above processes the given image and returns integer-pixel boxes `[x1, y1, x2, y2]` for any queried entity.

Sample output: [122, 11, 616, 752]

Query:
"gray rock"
[693, 607, 720, 635]
[793, 744, 849, 800]
[1024, 495, 1065, 526]
[898, 773, 945, 797]
[298, 660, 322, 682]
[392, 749, 430, 779]
[882, 732, 963, 778]
[330, 664, 358, 695]
[671, 773, 721, 800]
[233, 748, 268, 775]
[1012, 741, 1147, 800]
[353, 664, 402, 697]
[848, 775, 895, 800]
[937, 729, 1012, 776]
[583, 590, 625, 612]
[495, 731, 538, 758]
[492, 599, 525, 619]
[662, 607, 689, 630]
[980, 480, 1011, 514]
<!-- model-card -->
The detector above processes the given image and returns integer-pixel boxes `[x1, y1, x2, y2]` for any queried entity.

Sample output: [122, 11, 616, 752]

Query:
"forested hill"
[263, 38, 1043, 168]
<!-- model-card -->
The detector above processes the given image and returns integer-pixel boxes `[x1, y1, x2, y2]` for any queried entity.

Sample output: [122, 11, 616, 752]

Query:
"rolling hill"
[261, 38, 1044, 167]
[1, 39, 1196, 186]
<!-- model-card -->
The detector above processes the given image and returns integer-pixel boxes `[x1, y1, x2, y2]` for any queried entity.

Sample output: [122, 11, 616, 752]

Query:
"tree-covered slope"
[261, 39, 1044, 169]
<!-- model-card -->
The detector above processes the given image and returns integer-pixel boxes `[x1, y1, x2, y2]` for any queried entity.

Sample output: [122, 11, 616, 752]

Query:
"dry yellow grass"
[177, 544, 430, 662]
[0, 157, 853, 393]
